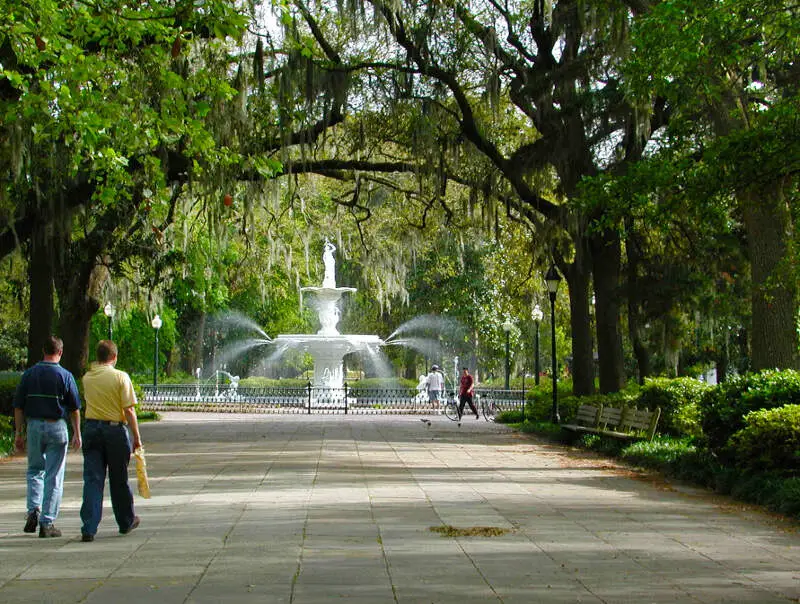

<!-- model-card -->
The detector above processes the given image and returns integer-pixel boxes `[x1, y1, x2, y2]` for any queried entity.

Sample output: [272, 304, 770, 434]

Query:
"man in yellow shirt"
[80, 340, 143, 542]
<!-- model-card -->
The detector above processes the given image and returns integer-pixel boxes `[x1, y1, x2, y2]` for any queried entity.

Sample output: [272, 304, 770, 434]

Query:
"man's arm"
[123, 406, 142, 451]
[13, 408, 25, 453]
[65, 374, 82, 450]
[68, 409, 81, 450]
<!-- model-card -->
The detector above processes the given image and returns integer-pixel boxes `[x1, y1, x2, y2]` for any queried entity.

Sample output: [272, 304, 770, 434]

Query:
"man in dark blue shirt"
[13, 336, 82, 538]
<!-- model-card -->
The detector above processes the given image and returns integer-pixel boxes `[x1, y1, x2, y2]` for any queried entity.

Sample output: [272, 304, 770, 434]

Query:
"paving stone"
[1, 413, 799, 603]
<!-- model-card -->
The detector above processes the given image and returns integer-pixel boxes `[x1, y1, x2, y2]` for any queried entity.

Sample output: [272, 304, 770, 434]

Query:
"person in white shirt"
[426, 365, 445, 410]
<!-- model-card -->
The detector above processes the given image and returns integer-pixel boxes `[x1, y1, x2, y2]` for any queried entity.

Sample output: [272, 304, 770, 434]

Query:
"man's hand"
[70, 433, 82, 451]
[132, 435, 142, 451]
[14, 434, 25, 454]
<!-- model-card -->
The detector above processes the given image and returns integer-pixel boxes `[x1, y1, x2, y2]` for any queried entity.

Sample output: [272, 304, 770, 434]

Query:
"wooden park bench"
[561, 404, 661, 442]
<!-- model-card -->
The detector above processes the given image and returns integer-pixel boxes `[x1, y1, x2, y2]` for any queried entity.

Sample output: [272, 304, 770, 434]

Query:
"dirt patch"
[429, 525, 511, 538]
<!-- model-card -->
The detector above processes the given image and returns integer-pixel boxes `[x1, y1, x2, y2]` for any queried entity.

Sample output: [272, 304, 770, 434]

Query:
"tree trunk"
[590, 228, 626, 393]
[57, 261, 108, 377]
[26, 223, 56, 367]
[740, 184, 799, 370]
[663, 313, 680, 377]
[562, 252, 594, 396]
[624, 217, 651, 384]
[403, 348, 417, 380]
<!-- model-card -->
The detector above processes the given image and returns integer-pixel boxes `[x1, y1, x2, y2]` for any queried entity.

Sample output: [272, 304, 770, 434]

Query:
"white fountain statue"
[274, 242, 383, 390]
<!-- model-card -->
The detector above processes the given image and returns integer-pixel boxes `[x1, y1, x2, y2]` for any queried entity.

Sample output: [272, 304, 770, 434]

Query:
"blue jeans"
[26, 418, 69, 525]
[80, 420, 136, 536]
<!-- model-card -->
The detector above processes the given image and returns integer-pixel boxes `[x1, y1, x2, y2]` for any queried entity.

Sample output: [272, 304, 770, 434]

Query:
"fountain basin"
[274, 333, 384, 389]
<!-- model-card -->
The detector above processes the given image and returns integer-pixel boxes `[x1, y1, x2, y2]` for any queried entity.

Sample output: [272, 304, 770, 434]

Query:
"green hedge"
[729, 404, 800, 472]
[0, 372, 20, 417]
[637, 377, 708, 437]
[700, 370, 800, 454]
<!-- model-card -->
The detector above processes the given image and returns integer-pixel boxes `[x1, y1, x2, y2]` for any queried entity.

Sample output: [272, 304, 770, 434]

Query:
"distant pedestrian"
[80, 340, 143, 542]
[13, 335, 82, 538]
[458, 367, 479, 420]
[426, 365, 445, 410]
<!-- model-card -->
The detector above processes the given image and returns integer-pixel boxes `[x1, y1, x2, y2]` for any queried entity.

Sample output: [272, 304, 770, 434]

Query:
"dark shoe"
[119, 516, 140, 535]
[81, 533, 94, 542]
[24, 509, 39, 533]
[39, 524, 62, 538]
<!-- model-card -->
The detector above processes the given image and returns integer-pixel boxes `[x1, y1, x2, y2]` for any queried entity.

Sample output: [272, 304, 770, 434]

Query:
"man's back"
[427, 371, 444, 391]
[15, 361, 79, 419]
[83, 364, 136, 421]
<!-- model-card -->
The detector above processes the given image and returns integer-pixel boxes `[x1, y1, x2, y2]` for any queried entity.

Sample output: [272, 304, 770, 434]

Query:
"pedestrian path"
[1, 413, 798, 603]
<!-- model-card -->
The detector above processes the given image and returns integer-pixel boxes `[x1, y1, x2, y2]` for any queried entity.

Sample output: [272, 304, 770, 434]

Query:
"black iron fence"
[139, 384, 527, 416]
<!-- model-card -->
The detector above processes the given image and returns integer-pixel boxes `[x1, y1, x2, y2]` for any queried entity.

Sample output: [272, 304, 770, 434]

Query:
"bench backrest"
[620, 406, 661, 441]
[573, 404, 602, 427]
[598, 406, 624, 430]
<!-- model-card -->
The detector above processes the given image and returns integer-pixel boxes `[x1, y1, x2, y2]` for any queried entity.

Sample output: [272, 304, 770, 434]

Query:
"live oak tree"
[626, 0, 800, 371]
[280, 0, 671, 393]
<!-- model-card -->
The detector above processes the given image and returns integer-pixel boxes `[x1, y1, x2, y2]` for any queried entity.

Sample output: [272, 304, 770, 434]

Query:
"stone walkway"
[1, 413, 798, 603]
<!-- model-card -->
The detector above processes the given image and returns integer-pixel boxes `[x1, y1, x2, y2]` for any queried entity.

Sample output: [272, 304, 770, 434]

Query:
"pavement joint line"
[289, 425, 325, 604]
[355, 429, 399, 603]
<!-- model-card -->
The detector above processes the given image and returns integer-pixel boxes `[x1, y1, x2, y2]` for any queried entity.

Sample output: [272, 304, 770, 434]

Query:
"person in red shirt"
[458, 367, 479, 420]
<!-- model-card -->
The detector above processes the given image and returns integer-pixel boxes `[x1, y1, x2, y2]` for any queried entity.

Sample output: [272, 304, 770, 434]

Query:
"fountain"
[139, 245, 524, 415]
[274, 242, 383, 389]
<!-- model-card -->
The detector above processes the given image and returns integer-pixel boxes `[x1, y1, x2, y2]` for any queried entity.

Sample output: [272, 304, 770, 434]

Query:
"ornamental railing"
[140, 384, 527, 416]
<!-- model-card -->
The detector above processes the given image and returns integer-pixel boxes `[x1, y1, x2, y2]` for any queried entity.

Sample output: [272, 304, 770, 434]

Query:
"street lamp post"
[531, 304, 543, 386]
[503, 318, 513, 390]
[151, 314, 162, 393]
[103, 302, 115, 340]
[545, 265, 562, 423]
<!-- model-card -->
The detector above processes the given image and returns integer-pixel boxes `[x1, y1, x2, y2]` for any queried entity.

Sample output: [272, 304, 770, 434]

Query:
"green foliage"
[136, 410, 160, 422]
[0, 372, 20, 416]
[0, 413, 12, 456]
[577, 433, 627, 456]
[728, 405, 800, 472]
[620, 436, 719, 484]
[637, 377, 709, 437]
[700, 370, 800, 453]
[90, 306, 177, 377]
[348, 377, 418, 389]
[495, 410, 523, 424]
[236, 377, 302, 388]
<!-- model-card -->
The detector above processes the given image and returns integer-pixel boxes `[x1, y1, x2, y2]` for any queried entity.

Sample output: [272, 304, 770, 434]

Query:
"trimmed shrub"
[496, 409, 523, 424]
[0, 414, 12, 456]
[728, 404, 800, 471]
[636, 377, 709, 437]
[699, 370, 800, 453]
[0, 372, 20, 417]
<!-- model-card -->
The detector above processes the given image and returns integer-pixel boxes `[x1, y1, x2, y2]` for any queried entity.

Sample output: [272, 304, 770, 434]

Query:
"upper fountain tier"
[299, 241, 358, 336]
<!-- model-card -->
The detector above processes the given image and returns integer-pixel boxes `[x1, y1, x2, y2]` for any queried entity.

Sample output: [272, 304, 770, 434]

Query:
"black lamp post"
[503, 318, 513, 390]
[545, 265, 562, 423]
[531, 304, 543, 386]
[103, 302, 115, 340]
[151, 314, 162, 393]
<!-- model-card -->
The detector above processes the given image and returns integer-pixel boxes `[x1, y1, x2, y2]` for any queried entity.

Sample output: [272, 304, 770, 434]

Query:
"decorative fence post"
[344, 383, 349, 415]
[307, 381, 312, 415]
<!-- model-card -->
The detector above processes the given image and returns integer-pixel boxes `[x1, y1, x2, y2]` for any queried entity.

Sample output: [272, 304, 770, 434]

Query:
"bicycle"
[442, 392, 461, 421]
[480, 395, 498, 421]
[443, 392, 489, 422]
